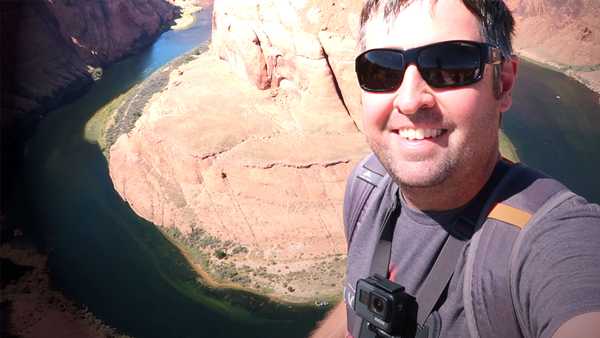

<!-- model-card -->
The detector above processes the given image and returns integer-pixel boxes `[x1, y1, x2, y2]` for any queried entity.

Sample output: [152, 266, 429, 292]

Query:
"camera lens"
[370, 295, 386, 315]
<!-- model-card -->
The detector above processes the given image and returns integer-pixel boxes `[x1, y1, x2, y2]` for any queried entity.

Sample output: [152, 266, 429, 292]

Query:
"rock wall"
[108, 0, 370, 301]
[211, 0, 364, 131]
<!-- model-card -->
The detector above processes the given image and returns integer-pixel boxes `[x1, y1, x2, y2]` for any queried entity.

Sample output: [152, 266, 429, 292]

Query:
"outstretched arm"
[552, 312, 600, 338]
[308, 302, 347, 338]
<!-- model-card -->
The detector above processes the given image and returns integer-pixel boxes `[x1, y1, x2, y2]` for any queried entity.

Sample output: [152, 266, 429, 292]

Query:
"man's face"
[361, 0, 510, 193]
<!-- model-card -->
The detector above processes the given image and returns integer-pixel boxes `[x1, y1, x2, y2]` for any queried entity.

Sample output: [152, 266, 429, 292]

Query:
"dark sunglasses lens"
[419, 42, 482, 87]
[357, 50, 405, 92]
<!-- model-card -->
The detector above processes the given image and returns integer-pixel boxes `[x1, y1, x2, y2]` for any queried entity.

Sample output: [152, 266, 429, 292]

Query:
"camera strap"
[370, 211, 465, 327]
[413, 234, 464, 326]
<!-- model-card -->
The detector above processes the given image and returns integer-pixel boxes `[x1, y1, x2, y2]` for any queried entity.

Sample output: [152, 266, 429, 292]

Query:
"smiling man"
[309, 1, 600, 338]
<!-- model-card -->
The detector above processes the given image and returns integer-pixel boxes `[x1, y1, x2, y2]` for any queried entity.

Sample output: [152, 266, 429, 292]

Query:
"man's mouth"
[398, 128, 446, 141]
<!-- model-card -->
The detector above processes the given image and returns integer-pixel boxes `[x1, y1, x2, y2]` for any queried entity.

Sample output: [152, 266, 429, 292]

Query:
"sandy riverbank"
[516, 50, 600, 96]
[170, 1, 203, 30]
[159, 226, 340, 306]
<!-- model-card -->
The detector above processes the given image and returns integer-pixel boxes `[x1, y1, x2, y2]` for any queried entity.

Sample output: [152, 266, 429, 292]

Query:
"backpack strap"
[464, 163, 573, 338]
[343, 153, 392, 338]
[507, 189, 576, 338]
[462, 159, 522, 338]
[343, 153, 387, 245]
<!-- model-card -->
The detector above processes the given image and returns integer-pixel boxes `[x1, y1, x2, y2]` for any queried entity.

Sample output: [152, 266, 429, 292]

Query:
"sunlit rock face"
[211, 0, 365, 132]
[1, 0, 178, 119]
[108, 1, 372, 301]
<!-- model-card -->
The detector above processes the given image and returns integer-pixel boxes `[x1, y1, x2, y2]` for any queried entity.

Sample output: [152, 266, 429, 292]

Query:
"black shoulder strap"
[344, 153, 387, 245]
[464, 162, 572, 338]
[414, 159, 511, 326]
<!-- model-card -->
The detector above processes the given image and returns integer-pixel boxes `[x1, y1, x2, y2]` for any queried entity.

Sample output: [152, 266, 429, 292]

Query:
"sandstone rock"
[506, 0, 600, 92]
[211, 0, 364, 130]
[319, 31, 364, 132]
[0, 245, 122, 338]
[109, 50, 370, 300]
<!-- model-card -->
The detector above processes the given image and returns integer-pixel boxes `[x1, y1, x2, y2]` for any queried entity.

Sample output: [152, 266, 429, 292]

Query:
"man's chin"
[394, 174, 448, 189]
[386, 161, 452, 189]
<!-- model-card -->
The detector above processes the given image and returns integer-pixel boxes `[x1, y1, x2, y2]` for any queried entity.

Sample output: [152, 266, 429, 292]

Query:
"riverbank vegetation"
[95, 44, 209, 156]
[160, 224, 345, 305]
[171, 3, 202, 30]
[95, 42, 343, 305]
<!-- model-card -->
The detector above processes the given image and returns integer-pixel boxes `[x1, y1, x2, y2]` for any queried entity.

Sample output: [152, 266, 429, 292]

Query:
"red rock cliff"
[1, 0, 179, 121]
[109, 0, 369, 302]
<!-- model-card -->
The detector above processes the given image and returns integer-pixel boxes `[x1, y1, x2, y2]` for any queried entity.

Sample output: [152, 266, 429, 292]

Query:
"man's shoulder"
[509, 162, 599, 223]
[527, 191, 600, 233]
[508, 184, 600, 338]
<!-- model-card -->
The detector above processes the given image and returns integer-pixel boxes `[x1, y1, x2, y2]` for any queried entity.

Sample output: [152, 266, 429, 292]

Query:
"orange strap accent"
[488, 203, 532, 229]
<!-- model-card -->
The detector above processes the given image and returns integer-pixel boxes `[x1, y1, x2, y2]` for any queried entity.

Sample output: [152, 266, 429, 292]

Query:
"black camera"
[354, 275, 417, 338]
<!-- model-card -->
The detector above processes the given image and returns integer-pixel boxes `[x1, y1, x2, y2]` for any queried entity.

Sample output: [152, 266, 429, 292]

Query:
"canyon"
[2, 0, 599, 336]
[108, 0, 367, 302]
[1, 0, 180, 243]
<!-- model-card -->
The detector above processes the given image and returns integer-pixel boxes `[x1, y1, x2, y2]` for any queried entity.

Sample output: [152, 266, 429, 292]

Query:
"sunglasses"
[355, 40, 503, 92]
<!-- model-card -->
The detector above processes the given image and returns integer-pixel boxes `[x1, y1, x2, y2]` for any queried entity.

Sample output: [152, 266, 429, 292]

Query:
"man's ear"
[497, 56, 519, 112]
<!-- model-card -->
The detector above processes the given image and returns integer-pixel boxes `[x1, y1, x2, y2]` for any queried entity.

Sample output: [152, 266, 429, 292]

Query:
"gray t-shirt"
[345, 183, 600, 338]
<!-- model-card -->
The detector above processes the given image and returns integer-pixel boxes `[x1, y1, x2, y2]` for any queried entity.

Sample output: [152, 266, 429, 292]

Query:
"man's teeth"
[399, 128, 443, 140]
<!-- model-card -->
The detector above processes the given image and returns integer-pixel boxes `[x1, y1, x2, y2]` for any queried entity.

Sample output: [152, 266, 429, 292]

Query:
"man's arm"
[308, 302, 347, 338]
[552, 312, 600, 338]
[512, 197, 600, 338]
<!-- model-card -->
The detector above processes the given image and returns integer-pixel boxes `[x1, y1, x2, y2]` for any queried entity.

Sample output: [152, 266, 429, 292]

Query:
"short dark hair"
[358, 0, 515, 59]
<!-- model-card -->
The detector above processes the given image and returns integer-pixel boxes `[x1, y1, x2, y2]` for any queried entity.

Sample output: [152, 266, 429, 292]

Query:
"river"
[507, 60, 600, 202]
[21, 6, 600, 338]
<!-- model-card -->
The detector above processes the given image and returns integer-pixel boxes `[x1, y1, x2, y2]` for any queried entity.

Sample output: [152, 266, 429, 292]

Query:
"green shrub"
[214, 249, 227, 259]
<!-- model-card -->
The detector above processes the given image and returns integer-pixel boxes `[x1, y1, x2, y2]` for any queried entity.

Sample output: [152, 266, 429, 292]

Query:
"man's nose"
[392, 64, 435, 115]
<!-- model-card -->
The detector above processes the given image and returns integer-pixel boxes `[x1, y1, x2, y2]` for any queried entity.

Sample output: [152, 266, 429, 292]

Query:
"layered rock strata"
[1, 0, 179, 266]
[109, 0, 370, 301]
[109, 48, 370, 301]
[0, 1, 179, 336]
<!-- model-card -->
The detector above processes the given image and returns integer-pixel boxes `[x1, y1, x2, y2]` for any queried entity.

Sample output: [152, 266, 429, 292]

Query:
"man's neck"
[400, 154, 500, 212]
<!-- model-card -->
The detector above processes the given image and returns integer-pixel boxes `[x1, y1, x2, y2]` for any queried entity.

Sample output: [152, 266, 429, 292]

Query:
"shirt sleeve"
[512, 195, 600, 338]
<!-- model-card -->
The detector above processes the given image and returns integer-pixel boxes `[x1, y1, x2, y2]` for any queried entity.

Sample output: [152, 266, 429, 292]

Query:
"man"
[310, 0, 600, 337]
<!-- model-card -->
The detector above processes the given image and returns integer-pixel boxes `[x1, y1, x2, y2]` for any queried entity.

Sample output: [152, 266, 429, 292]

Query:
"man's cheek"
[362, 105, 389, 132]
